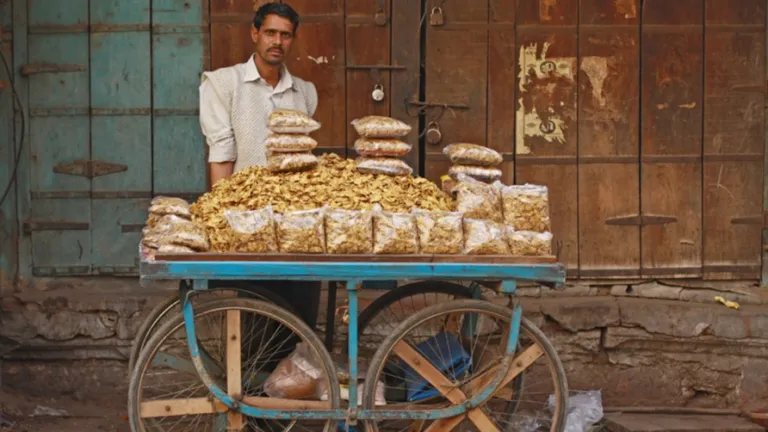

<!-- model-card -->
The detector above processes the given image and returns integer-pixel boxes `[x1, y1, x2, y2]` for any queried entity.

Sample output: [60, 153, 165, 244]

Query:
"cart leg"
[226, 309, 244, 431]
[346, 280, 361, 425]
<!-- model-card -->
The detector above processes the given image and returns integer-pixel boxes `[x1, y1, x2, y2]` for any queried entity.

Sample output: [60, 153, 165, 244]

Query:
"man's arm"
[199, 74, 236, 188]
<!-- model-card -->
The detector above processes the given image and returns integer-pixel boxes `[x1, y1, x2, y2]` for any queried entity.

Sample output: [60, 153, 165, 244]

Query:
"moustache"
[268, 47, 283, 53]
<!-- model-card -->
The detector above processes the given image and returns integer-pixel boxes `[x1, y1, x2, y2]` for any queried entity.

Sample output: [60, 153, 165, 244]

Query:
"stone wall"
[1, 278, 767, 411]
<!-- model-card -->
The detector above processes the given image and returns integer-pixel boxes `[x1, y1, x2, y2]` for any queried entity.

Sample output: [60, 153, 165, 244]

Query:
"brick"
[540, 297, 620, 331]
[610, 282, 682, 300]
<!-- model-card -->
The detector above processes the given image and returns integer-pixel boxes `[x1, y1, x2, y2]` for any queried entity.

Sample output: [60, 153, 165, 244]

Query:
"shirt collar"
[244, 55, 295, 92]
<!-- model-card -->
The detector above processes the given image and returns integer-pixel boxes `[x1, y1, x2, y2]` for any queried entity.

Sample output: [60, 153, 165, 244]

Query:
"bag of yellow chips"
[453, 174, 503, 223]
[372, 204, 418, 254]
[276, 207, 327, 254]
[443, 143, 503, 166]
[413, 209, 463, 254]
[353, 138, 412, 157]
[463, 218, 509, 255]
[268, 109, 321, 134]
[500, 184, 551, 232]
[325, 208, 373, 254]
[223, 207, 278, 253]
[265, 134, 318, 153]
[355, 157, 413, 177]
[149, 196, 192, 219]
[506, 228, 553, 256]
[267, 152, 319, 173]
[448, 165, 503, 183]
[351, 116, 412, 138]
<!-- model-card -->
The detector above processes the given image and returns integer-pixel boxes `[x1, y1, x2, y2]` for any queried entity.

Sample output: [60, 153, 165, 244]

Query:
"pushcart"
[129, 252, 570, 432]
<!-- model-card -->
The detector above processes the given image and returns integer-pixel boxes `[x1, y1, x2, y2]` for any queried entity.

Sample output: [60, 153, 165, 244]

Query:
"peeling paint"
[539, 0, 558, 21]
[518, 42, 575, 93]
[581, 56, 609, 107]
[516, 99, 568, 154]
[615, 0, 637, 19]
[307, 55, 329, 64]
[679, 102, 697, 109]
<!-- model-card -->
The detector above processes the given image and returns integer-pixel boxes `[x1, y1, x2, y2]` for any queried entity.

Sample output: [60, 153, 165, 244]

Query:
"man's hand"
[209, 162, 234, 187]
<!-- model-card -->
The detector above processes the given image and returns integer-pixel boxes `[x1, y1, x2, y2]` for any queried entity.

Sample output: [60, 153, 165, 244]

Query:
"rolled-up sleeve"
[199, 75, 236, 163]
[306, 81, 318, 117]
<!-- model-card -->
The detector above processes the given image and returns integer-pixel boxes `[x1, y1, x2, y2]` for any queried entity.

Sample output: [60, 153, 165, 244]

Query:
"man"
[198, 3, 322, 330]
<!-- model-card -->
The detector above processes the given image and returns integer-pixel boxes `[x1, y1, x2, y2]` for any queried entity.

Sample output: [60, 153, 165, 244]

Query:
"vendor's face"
[252, 14, 295, 66]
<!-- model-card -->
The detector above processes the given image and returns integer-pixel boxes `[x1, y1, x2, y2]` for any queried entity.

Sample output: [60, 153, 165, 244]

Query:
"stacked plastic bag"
[351, 116, 414, 177]
[443, 143, 503, 183]
[141, 197, 211, 257]
[265, 109, 321, 173]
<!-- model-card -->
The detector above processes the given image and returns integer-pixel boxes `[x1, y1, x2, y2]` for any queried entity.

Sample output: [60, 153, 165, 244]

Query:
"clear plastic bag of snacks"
[448, 165, 503, 183]
[142, 217, 210, 252]
[276, 207, 327, 254]
[222, 207, 278, 253]
[351, 116, 412, 138]
[412, 209, 463, 254]
[264, 343, 324, 399]
[149, 196, 191, 219]
[157, 244, 196, 254]
[267, 152, 318, 173]
[372, 204, 418, 254]
[355, 157, 413, 177]
[325, 208, 373, 254]
[353, 138, 412, 157]
[463, 218, 510, 255]
[500, 184, 551, 232]
[453, 174, 503, 223]
[506, 228, 553, 256]
[264, 133, 318, 153]
[443, 143, 503, 166]
[267, 109, 321, 134]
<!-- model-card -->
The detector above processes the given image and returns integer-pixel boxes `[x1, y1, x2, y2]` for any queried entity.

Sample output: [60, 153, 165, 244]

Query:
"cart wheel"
[128, 298, 341, 432]
[355, 281, 526, 415]
[362, 299, 568, 432]
[128, 282, 299, 374]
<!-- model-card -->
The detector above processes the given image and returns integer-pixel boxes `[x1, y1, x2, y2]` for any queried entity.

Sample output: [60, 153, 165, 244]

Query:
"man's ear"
[250, 26, 258, 43]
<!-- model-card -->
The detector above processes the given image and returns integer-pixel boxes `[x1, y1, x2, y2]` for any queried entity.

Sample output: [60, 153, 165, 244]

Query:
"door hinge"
[23, 221, 90, 235]
[53, 159, 128, 179]
[606, 213, 678, 226]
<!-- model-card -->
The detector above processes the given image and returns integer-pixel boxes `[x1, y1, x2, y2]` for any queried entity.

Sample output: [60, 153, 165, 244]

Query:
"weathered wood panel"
[488, 0, 516, 184]
[423, 0, 489, 183]
[516, 0, 578, 274]
[0, 0, 17, 287]
[703, 0, 765, 279]
[389, 0, 420, 171]
[640, 0, 703, 277]
[27, 0, 91, 275]
[578, 0, 640, 278]
[346, 0, 390, 151]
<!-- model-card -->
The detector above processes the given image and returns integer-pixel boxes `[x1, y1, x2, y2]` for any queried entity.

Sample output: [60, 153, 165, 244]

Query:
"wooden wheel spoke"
[408, 344, 544, 432]
[140, 396, 332, 419]
[392, 341, 499, 432]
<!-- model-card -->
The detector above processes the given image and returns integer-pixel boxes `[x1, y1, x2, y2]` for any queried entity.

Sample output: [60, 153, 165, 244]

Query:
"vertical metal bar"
[325, 281, 337, 350]
[505, 304, 523, 356]
[346, 279, 360, 418]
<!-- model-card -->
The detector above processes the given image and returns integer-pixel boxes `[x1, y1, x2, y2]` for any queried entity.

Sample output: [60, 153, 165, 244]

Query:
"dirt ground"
[0, 359, 130, 431]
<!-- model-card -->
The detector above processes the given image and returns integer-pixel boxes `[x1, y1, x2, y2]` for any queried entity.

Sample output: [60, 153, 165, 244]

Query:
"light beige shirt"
[199, 55, 318, 172]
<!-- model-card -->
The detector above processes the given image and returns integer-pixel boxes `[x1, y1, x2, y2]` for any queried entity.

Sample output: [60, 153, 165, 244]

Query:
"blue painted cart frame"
[139, 256, 567, 424]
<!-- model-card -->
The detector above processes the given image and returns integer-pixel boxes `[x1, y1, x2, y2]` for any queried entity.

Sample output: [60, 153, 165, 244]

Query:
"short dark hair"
[253, 3, 300, 33]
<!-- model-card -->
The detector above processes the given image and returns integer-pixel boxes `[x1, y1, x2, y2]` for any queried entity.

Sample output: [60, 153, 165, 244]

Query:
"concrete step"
[603, 413, 766, 432]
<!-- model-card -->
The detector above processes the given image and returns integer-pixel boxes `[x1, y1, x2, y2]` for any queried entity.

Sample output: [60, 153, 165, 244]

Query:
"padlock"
[429, 6, 445, 26]
[374, 8, 387, 26]
[371, 84, 385, 102]
[426, 121, 442, 145]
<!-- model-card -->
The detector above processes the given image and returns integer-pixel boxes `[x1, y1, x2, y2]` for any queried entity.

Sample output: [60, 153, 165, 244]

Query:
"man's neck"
[254, 55, 281, 88]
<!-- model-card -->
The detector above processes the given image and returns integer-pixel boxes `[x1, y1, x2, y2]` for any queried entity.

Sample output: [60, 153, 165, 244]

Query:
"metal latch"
[23, 221, 89, 235]
[605, 213, 678, 226]
[20, 63, 87, 76]
[53, 159, 128, 179]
